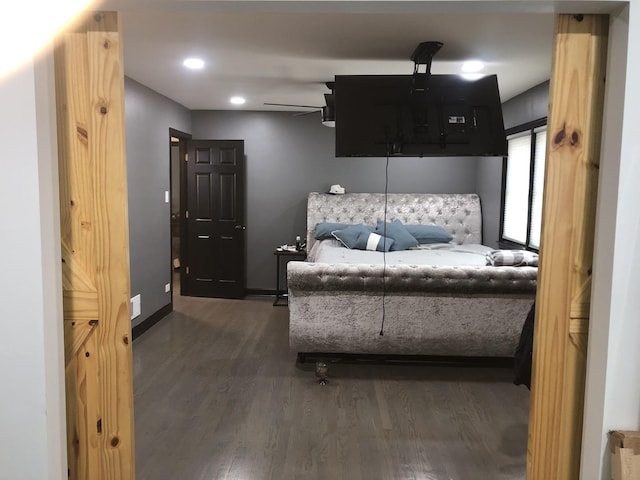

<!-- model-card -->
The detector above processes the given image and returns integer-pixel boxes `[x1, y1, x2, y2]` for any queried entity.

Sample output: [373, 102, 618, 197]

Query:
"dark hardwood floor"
[133, 291, 529, 480]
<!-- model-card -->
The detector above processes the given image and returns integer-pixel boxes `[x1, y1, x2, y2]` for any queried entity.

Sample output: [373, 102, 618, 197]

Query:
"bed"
[287, 192, 537, 358]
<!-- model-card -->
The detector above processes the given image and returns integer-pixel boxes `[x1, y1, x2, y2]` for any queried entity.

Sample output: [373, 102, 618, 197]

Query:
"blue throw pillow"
[314, 222, 351, 240]
[332, 224, 393, 252]
[405, 224, 453, 244]
[375, 219, 418, 251]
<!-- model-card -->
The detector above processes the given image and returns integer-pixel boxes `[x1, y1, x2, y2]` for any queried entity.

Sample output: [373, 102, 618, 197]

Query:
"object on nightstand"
[327, 184, 346, 195]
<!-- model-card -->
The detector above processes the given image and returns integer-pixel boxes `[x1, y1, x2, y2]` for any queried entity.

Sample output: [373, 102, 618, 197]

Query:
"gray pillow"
[332, 224, 393, 252]
[405, 224, 453, 244]
[314, 222, 351, 240]
[375, 219, 418, 251]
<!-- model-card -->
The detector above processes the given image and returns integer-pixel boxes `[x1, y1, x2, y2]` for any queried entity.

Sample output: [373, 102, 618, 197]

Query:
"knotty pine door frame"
[55, 11, 135, 480]
[53, 9, 610, 480]
[527, 14, 609, 480]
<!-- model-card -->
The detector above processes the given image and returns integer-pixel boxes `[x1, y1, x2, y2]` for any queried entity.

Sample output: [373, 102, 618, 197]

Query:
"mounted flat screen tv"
[334, 74, 507, 157]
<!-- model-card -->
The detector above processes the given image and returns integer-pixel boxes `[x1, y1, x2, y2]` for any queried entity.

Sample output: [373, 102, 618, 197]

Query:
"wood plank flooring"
[133, 292, 529, 480]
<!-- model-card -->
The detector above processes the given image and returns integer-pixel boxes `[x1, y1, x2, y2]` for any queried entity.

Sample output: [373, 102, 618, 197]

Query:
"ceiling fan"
[264, 82, 335, 127]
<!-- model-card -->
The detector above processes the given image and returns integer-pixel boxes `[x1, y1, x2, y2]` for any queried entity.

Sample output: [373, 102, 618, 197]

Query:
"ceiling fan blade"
[293, 110, 320, 117]
[264, 102, 322, 109]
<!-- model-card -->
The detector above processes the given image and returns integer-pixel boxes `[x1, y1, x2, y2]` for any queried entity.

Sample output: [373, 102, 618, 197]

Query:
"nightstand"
[273, 249, 307, 306]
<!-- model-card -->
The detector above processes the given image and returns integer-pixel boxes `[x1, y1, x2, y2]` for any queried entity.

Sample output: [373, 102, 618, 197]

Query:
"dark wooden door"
[182, 139, 246, 298]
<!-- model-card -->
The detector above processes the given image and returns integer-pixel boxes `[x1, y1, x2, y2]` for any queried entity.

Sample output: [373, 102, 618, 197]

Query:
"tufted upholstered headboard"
[306, 192, 483, 250]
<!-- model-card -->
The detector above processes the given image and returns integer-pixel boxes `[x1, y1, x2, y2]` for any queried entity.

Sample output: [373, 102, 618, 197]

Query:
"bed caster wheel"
[315, 361, 328, 385]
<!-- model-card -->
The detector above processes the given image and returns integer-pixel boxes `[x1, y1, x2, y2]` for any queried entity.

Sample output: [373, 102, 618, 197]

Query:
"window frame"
[499, 117, 547, 251]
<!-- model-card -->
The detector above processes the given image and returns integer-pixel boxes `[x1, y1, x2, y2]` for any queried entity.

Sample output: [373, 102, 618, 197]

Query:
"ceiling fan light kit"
[321, 105, 335, 127]
[321, 87, 335, 127]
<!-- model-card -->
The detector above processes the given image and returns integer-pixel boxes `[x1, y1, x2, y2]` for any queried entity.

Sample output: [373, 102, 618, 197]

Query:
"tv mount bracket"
[411, 41, 443, 93]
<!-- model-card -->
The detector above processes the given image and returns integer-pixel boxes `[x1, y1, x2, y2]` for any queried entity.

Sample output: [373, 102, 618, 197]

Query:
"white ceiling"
[107, 1, 611, 112]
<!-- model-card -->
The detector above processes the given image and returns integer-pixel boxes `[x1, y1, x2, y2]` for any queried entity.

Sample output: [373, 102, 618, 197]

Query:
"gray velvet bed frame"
[287, 192, 537, 358]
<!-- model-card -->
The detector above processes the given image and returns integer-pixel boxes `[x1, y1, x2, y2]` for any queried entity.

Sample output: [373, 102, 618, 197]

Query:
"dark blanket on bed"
[513, 302, 536, 389]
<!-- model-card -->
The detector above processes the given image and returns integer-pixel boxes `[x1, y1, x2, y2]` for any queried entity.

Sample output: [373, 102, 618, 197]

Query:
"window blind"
[528, 128, 547, 248]
[503, 133, 531, 244]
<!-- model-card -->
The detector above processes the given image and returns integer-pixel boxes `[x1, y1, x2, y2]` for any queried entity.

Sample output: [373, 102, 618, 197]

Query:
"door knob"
[235, 225, 246, 230]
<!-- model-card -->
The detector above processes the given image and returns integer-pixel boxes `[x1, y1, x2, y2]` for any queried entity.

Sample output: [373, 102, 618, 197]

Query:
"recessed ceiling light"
[230, 96, 246, 105]
[183, 58, 204, 70]
[461, 60, 485, 73]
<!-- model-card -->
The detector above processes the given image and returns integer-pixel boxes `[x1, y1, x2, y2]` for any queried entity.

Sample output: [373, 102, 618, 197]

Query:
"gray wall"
[124, 77, 191, 326]
[502, 81, 550, 129]
[475, 80, 550, 247]
[192, 110, 479, 290]
[475, 156, 504, 248]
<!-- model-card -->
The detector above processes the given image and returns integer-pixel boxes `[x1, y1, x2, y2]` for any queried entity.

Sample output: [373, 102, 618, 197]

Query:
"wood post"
[55, 11, 135, 479]
[527, 14, 608, 480]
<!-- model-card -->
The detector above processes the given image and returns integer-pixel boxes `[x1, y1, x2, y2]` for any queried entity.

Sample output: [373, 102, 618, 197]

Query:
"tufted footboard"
[287, 261, 536, 357]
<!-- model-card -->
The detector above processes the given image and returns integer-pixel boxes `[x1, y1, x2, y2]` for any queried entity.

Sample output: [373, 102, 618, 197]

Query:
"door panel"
[195, 172, 212, 218]
[183, 139, 246, 298]
[219, 173, 236, 220]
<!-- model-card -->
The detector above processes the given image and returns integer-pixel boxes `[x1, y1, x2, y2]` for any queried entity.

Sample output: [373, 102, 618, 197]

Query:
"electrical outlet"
[165, 283, 171, 293]
[131, 294, 141, 320]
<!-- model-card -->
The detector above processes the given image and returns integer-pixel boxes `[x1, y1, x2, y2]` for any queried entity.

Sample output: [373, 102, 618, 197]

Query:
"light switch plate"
[131, 294, 141, 319]
[165, 283, 171, 293]
[165, 191, 169, 203]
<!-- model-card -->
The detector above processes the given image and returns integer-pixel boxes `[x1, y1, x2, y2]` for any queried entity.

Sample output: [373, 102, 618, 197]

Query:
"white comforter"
[308, 239, 492, 266]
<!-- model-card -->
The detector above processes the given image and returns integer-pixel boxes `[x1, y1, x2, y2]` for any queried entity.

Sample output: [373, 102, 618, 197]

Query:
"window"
[501, 118, 547, 250]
